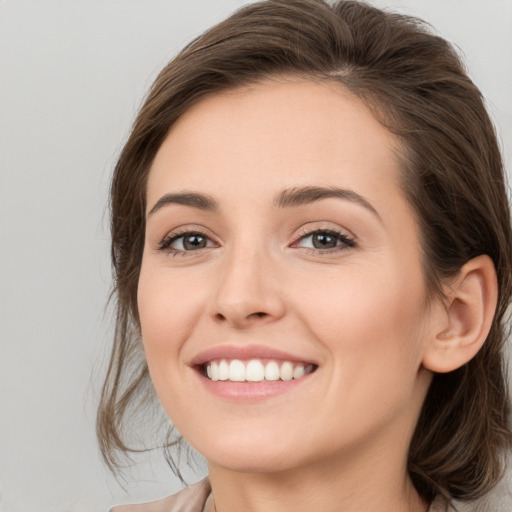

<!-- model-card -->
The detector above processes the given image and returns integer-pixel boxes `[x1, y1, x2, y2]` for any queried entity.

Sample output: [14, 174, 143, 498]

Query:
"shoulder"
[110, 478, 212, 512]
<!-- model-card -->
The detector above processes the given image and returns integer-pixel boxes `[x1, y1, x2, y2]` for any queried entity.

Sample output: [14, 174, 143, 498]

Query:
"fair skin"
[137, 78, 496, 512]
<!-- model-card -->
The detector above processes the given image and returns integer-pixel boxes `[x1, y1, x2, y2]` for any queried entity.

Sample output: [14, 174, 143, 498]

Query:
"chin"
[208, 451, 301, 474]
[196, 435, 306, 474]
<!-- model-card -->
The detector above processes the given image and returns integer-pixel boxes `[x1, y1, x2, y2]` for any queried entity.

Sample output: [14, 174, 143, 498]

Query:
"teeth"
[204, 359, 314, 382]
[218, 359, 229, 381]
[246, 360, 264, 382]
[229, 360, 245, 381]
[264, 361, 280, 381]
[210, 361, 219, 381]
[293, 365, 306, 379]
[280, 361, 294, 381]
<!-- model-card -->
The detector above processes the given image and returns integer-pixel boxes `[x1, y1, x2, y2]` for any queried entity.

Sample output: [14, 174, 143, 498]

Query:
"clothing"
[111, 479, 214, 512]
[111, 478, 473, 512]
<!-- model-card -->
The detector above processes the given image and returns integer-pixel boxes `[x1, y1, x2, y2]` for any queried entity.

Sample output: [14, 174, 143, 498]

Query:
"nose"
[210, 245, 286, 329]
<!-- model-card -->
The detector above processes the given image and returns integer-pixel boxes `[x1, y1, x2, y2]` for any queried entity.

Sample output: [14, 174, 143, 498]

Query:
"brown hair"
[97, 0, 512, 502]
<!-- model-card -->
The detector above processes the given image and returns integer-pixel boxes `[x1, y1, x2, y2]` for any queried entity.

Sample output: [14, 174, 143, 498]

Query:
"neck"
[208, 446, 429, 512]
[206, 371, 433, 512]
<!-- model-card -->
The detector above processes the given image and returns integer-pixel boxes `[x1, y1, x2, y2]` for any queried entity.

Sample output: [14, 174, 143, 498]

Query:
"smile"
[204, 359, 316, 382]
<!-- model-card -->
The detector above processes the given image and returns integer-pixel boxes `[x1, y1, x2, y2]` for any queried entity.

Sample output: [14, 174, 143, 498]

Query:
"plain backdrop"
[0, 1, 511, 511]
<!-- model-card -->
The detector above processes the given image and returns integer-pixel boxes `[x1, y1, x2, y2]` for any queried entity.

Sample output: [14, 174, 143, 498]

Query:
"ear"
[422, 255, 498, 373]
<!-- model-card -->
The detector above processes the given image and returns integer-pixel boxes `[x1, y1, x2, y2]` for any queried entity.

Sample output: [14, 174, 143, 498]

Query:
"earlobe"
[422, 255, 498, 374]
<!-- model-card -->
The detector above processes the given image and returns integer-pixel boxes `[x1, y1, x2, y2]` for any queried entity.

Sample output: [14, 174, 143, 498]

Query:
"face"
[138, 79, 438, 475]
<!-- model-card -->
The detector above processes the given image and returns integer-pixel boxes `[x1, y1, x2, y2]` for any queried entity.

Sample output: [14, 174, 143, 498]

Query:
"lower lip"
[196, 371, 315, 401]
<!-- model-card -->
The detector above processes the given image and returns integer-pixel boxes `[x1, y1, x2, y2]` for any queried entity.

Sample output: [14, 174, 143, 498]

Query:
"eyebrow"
[148, 192, 219, 217]
[148, 185, 380, 220]
[274, 186, 381, 219]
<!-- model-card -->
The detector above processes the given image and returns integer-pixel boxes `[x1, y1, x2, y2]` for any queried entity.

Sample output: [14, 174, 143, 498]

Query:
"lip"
[190, 344, 318, 367]
[190, 344, 319, 402]
[197, 376, 314, 401]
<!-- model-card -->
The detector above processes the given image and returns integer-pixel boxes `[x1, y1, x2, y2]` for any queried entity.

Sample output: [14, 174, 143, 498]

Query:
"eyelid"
[157, 225, 219, 254]
[290, 225, 356, 251]
[156, 223, 356, 256]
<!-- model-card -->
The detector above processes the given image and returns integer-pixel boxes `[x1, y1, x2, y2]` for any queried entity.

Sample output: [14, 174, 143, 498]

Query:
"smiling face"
[138, 79, 440, 476]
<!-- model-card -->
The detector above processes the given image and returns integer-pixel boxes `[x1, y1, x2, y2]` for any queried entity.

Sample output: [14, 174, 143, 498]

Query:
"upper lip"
[190, 344, 318, 367]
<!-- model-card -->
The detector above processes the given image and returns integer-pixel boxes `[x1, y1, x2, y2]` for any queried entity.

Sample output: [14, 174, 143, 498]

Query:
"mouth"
[200, 358, 317, 382]
[190, 345, 319, 399]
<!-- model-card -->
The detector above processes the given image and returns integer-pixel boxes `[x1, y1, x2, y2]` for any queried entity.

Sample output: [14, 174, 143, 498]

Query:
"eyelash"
[158, 227, 356, 257]
[291, 228, 356, 254]
[158, 228, 216, 256]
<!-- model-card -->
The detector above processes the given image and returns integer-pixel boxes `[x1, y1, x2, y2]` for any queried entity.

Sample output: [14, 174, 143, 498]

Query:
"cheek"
[294, 261, 428, 375]
[137, 263, 204, 371]
[297, 269, 429, 437]
[136, 264, 205, 420]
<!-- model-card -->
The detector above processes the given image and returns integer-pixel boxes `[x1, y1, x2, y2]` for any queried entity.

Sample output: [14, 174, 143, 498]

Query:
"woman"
[97, 1, 512, 510]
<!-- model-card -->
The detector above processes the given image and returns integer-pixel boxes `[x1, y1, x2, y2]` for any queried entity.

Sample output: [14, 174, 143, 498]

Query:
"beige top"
[111, 478, 466, 512]
[112, 479, 215, 512]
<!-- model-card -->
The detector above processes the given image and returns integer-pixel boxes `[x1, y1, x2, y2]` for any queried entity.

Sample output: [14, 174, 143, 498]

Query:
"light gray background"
[0, 1, 511, 511]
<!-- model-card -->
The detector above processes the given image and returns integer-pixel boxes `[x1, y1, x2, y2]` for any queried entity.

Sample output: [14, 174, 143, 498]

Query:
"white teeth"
[246, 360, 265, 382]
[210, 361, 219, 381]
[218, 359, 229, 381]
[204, 359, 313, 382]
[280, 361, 294, 381]
[264, 361, 280, 381]
[229, 359, 246, 381]
[293, 365, 306, 379]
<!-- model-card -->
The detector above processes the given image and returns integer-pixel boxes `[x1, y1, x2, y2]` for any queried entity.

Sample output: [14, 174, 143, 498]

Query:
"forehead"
[147, 78, 404, 213]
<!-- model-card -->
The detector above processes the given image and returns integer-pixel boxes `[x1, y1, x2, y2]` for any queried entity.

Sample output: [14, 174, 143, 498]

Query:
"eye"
[159, 230, 216, 254]
[292, 228, 355, 252]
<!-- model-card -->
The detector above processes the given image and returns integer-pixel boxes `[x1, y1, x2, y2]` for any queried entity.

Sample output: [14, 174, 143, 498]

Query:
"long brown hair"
[97, 0, 512, 502]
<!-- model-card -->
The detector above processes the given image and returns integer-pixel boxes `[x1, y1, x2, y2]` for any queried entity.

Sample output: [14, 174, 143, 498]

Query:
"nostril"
[214, 311, 267, 324]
